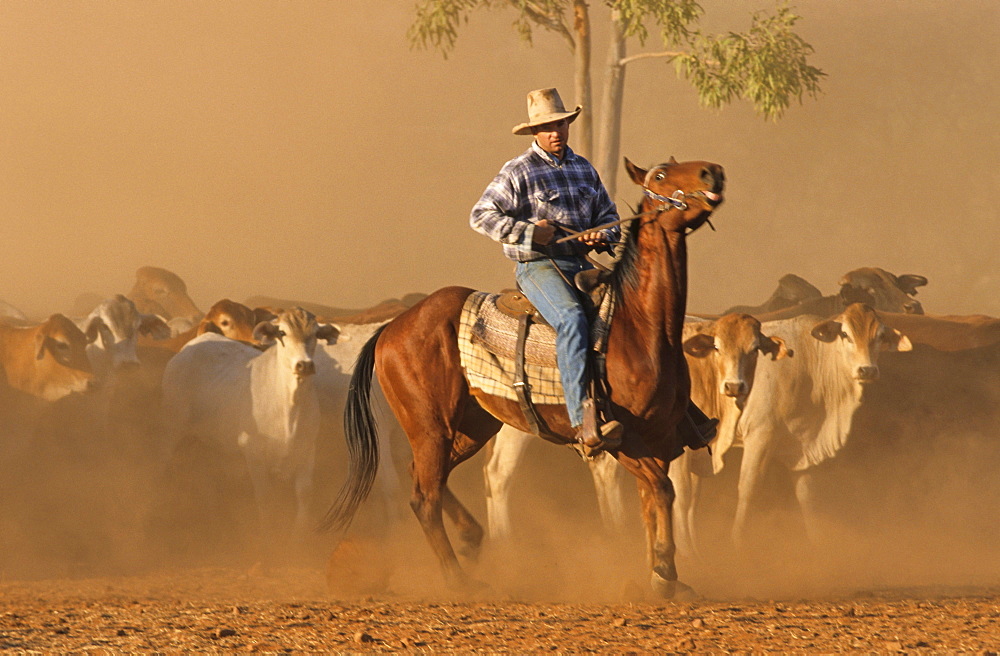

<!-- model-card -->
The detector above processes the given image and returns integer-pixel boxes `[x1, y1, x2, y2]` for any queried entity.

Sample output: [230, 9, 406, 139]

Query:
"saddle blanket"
[457, 290, 615, 405]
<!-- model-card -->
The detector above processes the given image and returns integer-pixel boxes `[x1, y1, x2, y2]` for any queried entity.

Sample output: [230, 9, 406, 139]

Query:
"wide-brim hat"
[512, 87, 582, 135]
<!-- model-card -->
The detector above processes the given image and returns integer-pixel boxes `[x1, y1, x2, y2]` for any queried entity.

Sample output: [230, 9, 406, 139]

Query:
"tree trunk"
[572, 0, 592, 159]
[595, 10, 626, 198]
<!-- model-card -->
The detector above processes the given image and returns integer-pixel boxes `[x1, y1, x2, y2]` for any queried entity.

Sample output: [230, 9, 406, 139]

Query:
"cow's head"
[839, 267, 927, 315]
[252, 307, 340, 380]
[810, 302, 912, 384]
[197, 299, 278, 345]
[684, 313, 791, 407]
[30, 314, 97, 401]
[128, 266, 203, 322]
[80, 295, 171, 377]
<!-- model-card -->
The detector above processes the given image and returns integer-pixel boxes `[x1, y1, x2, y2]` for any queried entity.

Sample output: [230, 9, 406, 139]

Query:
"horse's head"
[624, 157, 725, 232]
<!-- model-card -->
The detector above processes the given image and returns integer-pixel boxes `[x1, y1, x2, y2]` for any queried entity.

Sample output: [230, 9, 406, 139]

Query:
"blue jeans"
[515, 257, 592, 427]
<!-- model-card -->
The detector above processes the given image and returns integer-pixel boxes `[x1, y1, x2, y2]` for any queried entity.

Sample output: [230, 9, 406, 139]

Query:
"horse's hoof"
[650, 571, 697, 600]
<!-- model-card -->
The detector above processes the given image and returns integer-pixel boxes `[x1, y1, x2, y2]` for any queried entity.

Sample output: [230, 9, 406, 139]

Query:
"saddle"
[474, 266, 617, 445]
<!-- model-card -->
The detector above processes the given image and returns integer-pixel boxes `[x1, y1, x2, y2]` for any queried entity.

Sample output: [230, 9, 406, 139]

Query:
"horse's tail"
[318, 323, 388, 533]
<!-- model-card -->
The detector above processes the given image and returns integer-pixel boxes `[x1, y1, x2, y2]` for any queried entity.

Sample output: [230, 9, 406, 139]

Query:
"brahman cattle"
[0, 314, 96, 402]
[77, 295, 172, 381]
[727, 303, 911, 550]
[750, 268, 927, 321]
[160, 307, 339, 541]
[723, 274, 822, 316]
[127, 266, 202, 324]
[669, 313, 791, 558]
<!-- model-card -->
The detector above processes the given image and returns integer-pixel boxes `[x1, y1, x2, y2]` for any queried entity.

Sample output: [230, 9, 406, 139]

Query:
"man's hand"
[532, 219, 556, 246]
[576, 231, 606, 246]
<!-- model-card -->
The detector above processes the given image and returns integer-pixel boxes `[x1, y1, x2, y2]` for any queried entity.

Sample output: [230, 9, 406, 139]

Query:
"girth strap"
[513, 313, 564, 445]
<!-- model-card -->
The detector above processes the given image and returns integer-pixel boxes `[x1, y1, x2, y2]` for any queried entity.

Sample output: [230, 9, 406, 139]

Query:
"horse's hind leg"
[441, 483, 484, 561]
[407, 438, 472, 589]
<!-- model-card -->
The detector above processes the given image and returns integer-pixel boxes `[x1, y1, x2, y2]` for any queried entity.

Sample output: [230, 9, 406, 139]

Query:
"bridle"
[553, 181, 715, 245]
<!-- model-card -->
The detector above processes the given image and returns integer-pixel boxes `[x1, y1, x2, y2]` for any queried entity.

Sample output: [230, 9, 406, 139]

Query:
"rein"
[553, 187, 715, 245]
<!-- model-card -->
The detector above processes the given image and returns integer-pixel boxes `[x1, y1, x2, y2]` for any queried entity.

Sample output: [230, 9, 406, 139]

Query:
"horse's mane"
[607, 200, 645, 301]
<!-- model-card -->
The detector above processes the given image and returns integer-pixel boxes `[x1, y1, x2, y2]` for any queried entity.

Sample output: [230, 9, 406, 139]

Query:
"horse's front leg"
[620, 453, 695, 600]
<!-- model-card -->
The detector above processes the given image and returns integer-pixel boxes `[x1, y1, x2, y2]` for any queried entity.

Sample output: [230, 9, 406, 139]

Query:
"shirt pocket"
[576, 185, 597, 218]
[533, 188, 562, 222]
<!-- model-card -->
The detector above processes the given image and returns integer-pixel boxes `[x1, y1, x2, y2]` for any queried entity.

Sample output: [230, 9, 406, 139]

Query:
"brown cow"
[875, 311, 1000, 351]
[723, 274, 822, 316]
[127, 266, 202, 323]
[139, 299, 276, 355]
[0, 315, 96, 402]
[742, 268, 927, 321]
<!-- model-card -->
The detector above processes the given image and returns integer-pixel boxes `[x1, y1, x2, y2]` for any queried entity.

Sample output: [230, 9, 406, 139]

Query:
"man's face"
[532, 118, 570, 158]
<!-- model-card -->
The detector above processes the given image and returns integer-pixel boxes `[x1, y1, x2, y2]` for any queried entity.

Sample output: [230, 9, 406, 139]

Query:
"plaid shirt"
[470, 142, 620, 262]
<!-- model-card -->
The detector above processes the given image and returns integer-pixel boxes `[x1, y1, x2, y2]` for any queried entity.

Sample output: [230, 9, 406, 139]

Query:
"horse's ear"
[668, 156, 678, 164]
[624, 157, 646, 186]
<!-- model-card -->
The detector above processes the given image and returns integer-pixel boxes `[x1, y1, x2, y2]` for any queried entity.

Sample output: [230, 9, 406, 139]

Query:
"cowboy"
[470, 87, 623, 452]
[471, 87, 717, 453]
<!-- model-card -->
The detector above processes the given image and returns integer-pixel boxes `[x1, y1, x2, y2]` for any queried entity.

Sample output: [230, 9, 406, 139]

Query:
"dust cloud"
[1, 1, 999, 600]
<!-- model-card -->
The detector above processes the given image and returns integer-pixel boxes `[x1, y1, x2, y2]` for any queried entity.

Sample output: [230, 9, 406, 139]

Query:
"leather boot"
[574, 399, 602, 449]
[678, 406, 718, 450]
[575, 399, 624, 456]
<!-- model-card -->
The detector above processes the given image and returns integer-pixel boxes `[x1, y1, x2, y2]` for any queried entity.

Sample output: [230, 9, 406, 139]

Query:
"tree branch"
[618, 50, 686, 67]
[516, 0, 575, 49]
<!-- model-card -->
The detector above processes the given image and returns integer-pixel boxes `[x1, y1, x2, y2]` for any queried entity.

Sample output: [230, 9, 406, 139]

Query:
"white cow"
[728, 303, 911, 549]
[76, 294, 171, 382]
[484, 313, 790, 554]
[160, 307, 339, 538]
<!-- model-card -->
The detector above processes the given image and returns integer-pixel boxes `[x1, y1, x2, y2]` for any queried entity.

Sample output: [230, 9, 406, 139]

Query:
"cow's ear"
[682, 333, 716, 358]
[139, 313, 171, 340]
[252, 320, 282, 346]
[896, 274, 928, 295]
[759, 334, 792, 360]
[252, 307, 278, 325]
[316, 323, 341, 345]
[883, 328, 913, 352]
[810, 320, 843, 343]
[624, 157, 647, 186]
[81, 315, 104, 344]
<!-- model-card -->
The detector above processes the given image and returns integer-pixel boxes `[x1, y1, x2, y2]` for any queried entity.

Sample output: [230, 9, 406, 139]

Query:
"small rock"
[213, 628, 237, 639]
[884, 640, 902, 652]
[613, 617, 628, 627]
[116, 629, 128, 637]
[354, 631, 375, 643]
[691, 618, 704, 628]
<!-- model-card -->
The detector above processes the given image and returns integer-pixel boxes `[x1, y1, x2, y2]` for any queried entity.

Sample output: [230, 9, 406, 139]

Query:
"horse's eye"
[655, 172, 665, 181]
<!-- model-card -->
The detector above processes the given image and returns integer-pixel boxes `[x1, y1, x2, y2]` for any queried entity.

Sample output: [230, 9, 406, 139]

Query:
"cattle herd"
[0, 264, 998, 594]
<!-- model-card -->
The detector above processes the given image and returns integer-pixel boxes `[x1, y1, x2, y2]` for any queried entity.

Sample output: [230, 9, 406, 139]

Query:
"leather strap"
[513, 313, 563, 444]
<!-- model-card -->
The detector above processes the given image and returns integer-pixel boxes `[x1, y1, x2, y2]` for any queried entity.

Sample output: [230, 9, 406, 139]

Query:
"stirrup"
[579, 420, 623, 458]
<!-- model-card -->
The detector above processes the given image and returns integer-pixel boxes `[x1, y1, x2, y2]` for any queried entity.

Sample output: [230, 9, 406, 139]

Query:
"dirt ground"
[2, 394, 1000, 653]
[1, 568, 999, 653]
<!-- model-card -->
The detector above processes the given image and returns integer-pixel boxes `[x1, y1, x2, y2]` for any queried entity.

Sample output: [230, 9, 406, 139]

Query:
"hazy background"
[2, 1, 998, 320]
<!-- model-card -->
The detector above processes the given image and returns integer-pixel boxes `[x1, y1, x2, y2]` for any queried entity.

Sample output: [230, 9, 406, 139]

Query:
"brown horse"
[324, 156, 725, 598]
